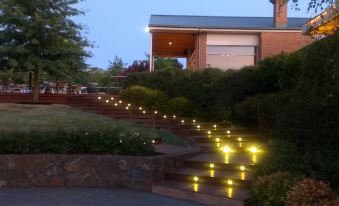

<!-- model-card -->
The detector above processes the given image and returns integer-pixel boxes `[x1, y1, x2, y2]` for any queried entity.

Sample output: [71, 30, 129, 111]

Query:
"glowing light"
[98, 97, 102, 100]
[216, 143, 220, 148]
[143, 111, 146, 114]
[210, 170, 215, 177]
[240, 166, 246, 171]
[114, 103, 118, 107]
[227, 187, 233, 198]
[197, 125, 201, 129]
[139, 107, 142, 110]
[125, 107, 129, 110]
[105, 100, 109, 103]
[222, 146, 232, 153]
[110, 97, 114, 100]
[169, 41, 172, 45]
[238, 138, 242, 142]
[213, 125, 217, 129]
[181, 120, 185, 123]
[241, 172, 246, 180]
[208, 131, 212, 135]
[216, 138, 220, 143]
[154, 111, 158, 114]
[209, 163, 215, 169]
[119, 100, 122, 104]
[193, 119, 196, 123]
[227, 130, 231, 134]
[227, 180, 233, 186]
[127, 104, 131, 107]
[252, 155, 257, 164]
[152, 140, 155, 144]
[173, 115, 176, 119]
[193, 183, 199, 192]
[163, 115, 167, 119]
[193, 176, 199, 182]
[249, 147, 258, 154]
[224, 154, 230, 164]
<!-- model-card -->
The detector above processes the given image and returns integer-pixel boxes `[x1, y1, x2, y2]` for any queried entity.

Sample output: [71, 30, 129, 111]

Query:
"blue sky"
[74, 0, 317, 69]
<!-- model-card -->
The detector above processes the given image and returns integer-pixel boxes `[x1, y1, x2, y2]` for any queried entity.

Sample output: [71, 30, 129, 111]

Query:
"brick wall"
[259, 32, 314, 60]
[195, 33, 207, 70]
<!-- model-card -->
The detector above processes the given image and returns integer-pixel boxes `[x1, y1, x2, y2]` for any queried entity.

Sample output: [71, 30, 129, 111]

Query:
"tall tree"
[154, 57, 183, 71]
[108, 55, 126, 75]
[0, 0, 90, 102]
[291, 0, 336, 11]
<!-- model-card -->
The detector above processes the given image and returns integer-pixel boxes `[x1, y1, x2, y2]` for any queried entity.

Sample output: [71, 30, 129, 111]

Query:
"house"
[304, 2, 338, 36]
[148, 0, 314, 71]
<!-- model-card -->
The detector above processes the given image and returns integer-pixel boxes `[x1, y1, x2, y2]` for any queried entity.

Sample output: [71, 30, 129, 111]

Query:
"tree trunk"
[33, 71, 39, 103]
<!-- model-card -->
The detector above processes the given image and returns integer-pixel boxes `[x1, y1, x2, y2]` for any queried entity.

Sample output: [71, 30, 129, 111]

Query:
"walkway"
[0, 188, 205, 206]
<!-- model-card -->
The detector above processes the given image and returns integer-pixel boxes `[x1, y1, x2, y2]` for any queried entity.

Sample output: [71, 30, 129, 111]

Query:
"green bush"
[0, 127, 154, 156]
[285, 179, 337, 206]
[121, 85, 190, 116]
[249, 172, 302, 206]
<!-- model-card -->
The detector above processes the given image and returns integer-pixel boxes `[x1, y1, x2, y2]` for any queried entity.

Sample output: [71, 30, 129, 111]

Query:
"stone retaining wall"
[0, 152, 197, 191]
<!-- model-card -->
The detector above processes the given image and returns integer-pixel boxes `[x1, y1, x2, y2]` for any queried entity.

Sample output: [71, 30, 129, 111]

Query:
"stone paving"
[0, 188, 205, 206]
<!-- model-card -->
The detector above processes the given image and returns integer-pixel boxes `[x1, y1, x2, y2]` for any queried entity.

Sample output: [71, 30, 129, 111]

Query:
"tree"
[154, 57, 183, 71]
[108, 55, 126, 75]
[291, 0, 335, 11]
[0, 0, 90, 102]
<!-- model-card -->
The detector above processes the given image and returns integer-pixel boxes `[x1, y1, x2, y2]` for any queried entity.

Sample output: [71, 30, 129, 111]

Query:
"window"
[206, 45, 257, 70]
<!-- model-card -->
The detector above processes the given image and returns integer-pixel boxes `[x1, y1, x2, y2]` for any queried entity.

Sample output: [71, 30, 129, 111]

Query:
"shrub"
[249, 172, 302, 206]
[285, 179, 337, 206]
[0, 128, 154, 156]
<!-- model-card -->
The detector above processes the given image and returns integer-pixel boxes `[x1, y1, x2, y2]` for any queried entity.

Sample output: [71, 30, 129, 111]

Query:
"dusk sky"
[74, 0, 317, 69]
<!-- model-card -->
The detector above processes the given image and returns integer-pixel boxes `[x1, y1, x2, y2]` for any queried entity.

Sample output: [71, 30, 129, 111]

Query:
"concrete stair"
[66, 95, 261, 206]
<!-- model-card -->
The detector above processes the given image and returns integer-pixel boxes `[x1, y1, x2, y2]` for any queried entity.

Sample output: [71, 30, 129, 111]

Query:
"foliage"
[0, 0, 90, 78]
[249, 172, 302, 206]
[121, 85, 189, 115]
[285, 179, 337, 206]
[108, 55, 126, 75]
[154, 57, 183, 71]
[117, 60, 149, 76]
[0, 104, 186, 154]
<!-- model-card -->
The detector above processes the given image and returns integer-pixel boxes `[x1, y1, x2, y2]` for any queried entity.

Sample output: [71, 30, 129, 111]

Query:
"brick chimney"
[270, 0, 288, 28]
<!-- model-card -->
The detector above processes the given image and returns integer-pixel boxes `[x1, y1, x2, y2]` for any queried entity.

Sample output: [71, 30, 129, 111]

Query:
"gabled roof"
[149, 15, 310, 30]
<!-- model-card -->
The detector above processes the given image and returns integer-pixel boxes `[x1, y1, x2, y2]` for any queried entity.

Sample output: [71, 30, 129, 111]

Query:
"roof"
[149, 15, 310, 30]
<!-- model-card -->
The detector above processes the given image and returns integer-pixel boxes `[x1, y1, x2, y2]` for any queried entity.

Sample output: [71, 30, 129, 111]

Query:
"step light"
[110, 97, 114, 100]
[227, 179, 233, 186]
[209, 163, 215, 169]
[240, 165, 246, 171]
[193, 176, 199, 182]
[97, 97, 101, 100]
[105, 100, 109, 103]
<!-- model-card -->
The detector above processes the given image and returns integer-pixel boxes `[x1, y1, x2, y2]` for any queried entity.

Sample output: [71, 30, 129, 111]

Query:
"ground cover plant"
[0, 104, 185, 155]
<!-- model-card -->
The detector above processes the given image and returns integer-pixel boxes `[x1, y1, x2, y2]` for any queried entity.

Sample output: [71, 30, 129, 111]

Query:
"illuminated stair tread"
[166, 167, 253, 180]
[153, 180, 251, 201]
[187, 153, 258, 165]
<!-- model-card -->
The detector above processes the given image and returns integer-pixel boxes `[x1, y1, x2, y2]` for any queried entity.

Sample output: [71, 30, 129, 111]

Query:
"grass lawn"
[0, 104, 186, 155]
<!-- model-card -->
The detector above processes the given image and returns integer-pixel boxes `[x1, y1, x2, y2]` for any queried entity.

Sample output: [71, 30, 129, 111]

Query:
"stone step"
[152, 180, 250, 206]
[165, 168, 252, 187]
[186, 153, 259, 166]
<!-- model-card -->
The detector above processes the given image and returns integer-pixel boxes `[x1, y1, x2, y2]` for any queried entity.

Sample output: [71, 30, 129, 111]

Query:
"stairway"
[67, 95, 262, 206]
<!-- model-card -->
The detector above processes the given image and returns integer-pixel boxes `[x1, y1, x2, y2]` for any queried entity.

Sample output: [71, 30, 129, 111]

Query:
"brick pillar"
[271, 0, 288, 28]
[195, 33, 207, 70]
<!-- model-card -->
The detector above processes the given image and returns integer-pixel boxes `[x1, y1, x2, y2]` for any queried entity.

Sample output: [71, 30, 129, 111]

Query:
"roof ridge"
[150, 14, 310, 19]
